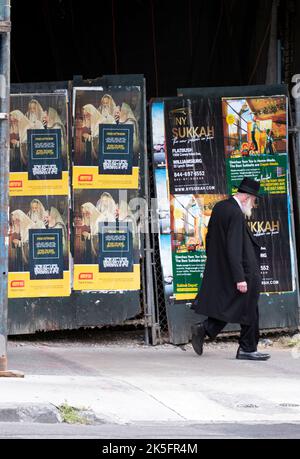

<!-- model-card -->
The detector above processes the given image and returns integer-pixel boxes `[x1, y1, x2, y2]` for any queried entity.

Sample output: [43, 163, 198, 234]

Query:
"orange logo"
[78, 174, 93, 182]
[9, 180, 22, 188]
[11, 280, 25, 288]
[79, 273, 93, 280]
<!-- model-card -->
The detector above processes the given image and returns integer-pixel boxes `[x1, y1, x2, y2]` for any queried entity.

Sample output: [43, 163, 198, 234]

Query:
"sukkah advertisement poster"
[72, 87, 141, 189]
[222, 96, 288, 195]
[9, 92, 69, 196]
[73, 189, 140, 291]
[8, 195, 70, 298]
[164, 97, 227, 196]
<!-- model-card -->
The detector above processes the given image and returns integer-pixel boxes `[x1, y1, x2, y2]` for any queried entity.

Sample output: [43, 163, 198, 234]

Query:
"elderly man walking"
[191, 177, 270, 361]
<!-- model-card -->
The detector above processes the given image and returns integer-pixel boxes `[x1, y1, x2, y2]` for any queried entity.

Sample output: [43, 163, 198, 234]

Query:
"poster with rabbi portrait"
[73, 189, 141, 292]
[72, 87, 141, 189]
[9, 92, 69, 196]
[8, 195, 70, 299]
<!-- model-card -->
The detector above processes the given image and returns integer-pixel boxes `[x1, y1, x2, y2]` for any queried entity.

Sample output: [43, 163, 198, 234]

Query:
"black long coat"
[192, 197, 261, 325]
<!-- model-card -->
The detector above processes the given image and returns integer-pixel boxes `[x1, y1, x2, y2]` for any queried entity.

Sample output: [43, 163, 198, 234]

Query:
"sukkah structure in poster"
[8, 92, 71, 298]
[72, 86, 142, 291]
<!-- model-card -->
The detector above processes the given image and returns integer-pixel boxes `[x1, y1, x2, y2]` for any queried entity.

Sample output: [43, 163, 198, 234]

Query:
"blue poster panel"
[29, 228, 63, 280]
[99, 124, 133, 175]
[98, 222, 133, 273]
[28, 129, 62, 180]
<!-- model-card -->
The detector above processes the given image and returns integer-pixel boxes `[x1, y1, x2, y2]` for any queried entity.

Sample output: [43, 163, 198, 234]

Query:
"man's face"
[243, 195, 257, 218]
[12, 214, 19, 224]
[101, 97, 110, 109]
[29, 103, 37, 114]
[83, 109, 91, 120]
[10, 114, 18, 124]
[81, 207, 90, 218]
[31, 202, 39, 213]
[249, 196, 258, 209]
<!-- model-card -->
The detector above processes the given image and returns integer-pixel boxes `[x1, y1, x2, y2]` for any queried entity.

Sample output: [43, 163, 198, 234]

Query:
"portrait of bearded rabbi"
[191, 177, 271, 361]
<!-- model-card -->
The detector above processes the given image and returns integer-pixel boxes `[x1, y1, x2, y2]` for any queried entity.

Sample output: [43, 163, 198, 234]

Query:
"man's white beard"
[30, 211, 39, 222]
[242, 199, 253, 218]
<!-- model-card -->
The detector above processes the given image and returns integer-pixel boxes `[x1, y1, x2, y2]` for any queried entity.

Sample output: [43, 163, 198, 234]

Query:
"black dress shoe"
[191, 323, 206, 356]
[236, 347, 271, 361]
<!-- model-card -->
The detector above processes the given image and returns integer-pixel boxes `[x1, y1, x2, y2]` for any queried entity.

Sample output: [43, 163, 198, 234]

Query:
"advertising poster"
[8, 195, 70, 298]
[73, 87, 141, 189]
[170, 193, 227, 300]
[164, 98, 227, 195]
[163, 97, 228, 301]
[73, 189, 140, 291]
[150, 101, 173, 304]
[249, 194, 293, 293]
[222, 96, 288, 195]
[9, 92, 69, 196]
[222, 95, 293, 293]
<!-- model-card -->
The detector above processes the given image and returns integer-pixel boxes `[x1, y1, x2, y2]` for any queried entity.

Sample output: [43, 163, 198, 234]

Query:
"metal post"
[143, 101, 159, 345]
[293, 80, 300, 328]
[0, 0, 23, 377]
[144, 153, 157, 344]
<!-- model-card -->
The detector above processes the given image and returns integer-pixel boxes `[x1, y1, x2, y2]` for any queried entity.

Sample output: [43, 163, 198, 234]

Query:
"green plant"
[58, 402, 91, 425]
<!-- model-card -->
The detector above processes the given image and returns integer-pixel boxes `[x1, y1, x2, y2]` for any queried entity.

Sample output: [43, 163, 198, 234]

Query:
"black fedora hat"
[237, 177, 260, 197]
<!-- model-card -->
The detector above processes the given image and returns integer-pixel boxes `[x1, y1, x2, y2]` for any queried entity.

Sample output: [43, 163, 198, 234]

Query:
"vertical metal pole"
[0, 0, 11, 373]
[0, 0, 23, 377]
[293, 83, 300, 328]
[143, 97, 158, 345]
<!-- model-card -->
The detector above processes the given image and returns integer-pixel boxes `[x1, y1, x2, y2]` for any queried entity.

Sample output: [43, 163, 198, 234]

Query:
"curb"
[0, 403, 110, 425]
[0, 403, 62, 423]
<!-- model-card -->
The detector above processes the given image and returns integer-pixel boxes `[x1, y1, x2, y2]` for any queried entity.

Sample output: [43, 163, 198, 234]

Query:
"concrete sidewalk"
[1, 337, 300, 425]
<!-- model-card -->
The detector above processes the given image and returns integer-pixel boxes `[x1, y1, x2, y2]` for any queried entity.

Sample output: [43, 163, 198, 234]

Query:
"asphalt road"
[1, 421, 300, 439]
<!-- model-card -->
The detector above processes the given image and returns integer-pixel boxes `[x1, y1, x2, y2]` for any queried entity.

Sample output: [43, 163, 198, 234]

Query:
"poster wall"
[8, 92, 70, 298]
[72, 86, 142, 292]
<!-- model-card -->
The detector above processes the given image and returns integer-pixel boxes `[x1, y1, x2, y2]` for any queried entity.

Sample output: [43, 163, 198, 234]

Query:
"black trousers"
[202, 306, 260, 352]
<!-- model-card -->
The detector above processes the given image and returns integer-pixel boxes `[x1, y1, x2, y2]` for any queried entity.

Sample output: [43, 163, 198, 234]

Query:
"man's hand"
[237, 281, 248, 293]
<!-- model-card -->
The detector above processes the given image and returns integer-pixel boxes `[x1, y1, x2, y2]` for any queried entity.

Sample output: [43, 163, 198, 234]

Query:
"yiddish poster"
[8, 195, 70, 298]
[73, 189, 140, 291]
[9, 92, 69, 196]
[73, 87, 141, 189]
